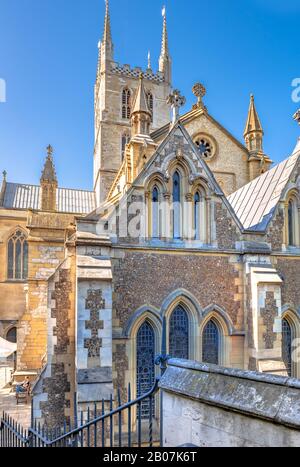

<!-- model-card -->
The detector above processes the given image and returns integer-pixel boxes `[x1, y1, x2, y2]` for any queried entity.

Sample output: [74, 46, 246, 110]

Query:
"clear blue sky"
[0, 0, 299, 190]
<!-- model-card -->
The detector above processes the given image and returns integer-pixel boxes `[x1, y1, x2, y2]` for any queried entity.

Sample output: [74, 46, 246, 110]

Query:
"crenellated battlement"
[110, 62, 165, 83]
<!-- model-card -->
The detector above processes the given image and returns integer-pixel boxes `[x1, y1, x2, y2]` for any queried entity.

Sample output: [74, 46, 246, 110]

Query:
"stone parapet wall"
[159, 359, 300, 447]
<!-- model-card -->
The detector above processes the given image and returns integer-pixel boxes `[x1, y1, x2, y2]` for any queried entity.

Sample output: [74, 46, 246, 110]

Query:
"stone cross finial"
[167, 89, 186, 124]
[46, 144, 53, 158]
[293, 110, 300, 126]
[192, 83, 207, 110]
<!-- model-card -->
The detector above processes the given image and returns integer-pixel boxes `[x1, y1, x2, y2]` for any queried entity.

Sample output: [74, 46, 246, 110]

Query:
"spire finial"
[41, 146, 58, 211]
[148, 51, 151, 70]
[160, 6, 169, 58]
[244, 93, 263, 137]
[192, 83, 207, 111]
[167, 89, 186, 125]
[41, 145, 57, 184]
[293, 109, 300, 126]
[159, 6, 172, 83]
[103, 0, 112, 44]
[2, 170, 7, 181]
[99, 0, 114, 66]
[46, 144, 53, 159]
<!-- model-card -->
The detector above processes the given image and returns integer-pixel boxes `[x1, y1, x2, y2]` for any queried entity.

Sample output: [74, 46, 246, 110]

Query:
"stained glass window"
[195, 138, 213, 158]
[194, 192, 200, 240]
[169, 306, 189, 359]
[7, 230, 28, 281]
[282, 318, 292, 377]
[173, 171, 181, 239]
[152, 187, 160, 238]
[136, 321, 155, 419]
[288, 200, 295, 246]
[202, 320, 219, 365]
[8, 239, 14, 279]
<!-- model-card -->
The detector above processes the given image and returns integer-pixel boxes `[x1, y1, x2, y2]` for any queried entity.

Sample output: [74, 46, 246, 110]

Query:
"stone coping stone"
[159, 359, 300, 430]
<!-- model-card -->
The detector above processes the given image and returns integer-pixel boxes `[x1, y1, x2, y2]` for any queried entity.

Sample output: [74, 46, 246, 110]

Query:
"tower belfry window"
[122, 88, 131, 120]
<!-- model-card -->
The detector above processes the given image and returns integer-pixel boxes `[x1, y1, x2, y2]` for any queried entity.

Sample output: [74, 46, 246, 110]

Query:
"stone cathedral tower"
[94, 0, 172, 204]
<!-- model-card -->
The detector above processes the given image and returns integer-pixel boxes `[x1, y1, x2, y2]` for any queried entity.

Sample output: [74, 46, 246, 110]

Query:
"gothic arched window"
[136, 321, 155, 419]
[173, 171, 181, 239]
[194, 192, 200, 240]
[122, 88, 131, 120]
[152, 186, 160, 238]
[7, 230, 28, 281]
[169, 306, 189, 359]
[121, 133, 130, 160]
[202, 320, 219, 365]
[288, 200, 296, 246]
[146, 91, 154, 122]
[282, 318, 292, 377]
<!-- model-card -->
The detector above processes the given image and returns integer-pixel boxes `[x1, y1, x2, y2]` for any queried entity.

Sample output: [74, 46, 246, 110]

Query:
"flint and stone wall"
[159, 360, 300, 447]
[32, 255, 76, 428]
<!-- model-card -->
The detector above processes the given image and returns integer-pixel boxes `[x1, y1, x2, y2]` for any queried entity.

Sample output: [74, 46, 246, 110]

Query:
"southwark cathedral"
[0, 1, 300, 427]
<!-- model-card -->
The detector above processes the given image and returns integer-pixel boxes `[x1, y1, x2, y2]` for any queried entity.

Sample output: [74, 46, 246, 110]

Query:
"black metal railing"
[0, 318, 170, 448]
[0, 413, 29, 448]
[0, 380, 160, 448]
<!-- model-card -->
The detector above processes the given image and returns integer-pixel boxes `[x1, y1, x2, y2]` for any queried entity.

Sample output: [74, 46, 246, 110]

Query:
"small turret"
[244, 95, 271, 180]
[40, 145, 58, 212]
[244, 95, 264, 152]
[131, 75, 152, 137]
[127, 76, 157, 177]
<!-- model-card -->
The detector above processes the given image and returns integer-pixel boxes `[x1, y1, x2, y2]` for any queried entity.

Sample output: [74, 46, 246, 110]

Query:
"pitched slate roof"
[1, 182, 96, 214]
[227, 139, 300, 232]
